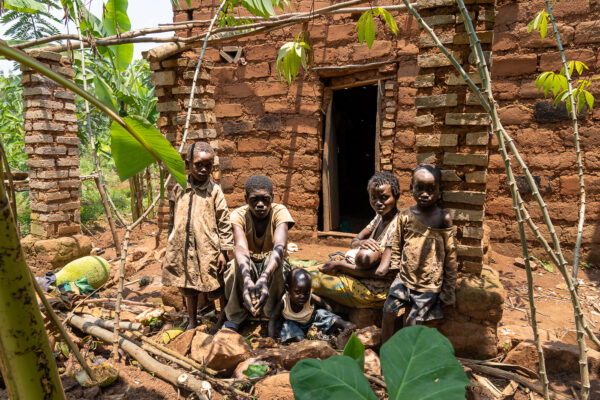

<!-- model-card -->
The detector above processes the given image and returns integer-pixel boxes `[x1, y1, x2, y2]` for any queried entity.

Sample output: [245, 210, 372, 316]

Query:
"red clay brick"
[238, 138, 269, 153]
[254, 82, 288, 97]
[491, 54, 537, 77]
[214, 103, 242, 118]
[539, 49, 596, 73]
[498, 105, 532, 126]
[560, 175, 581, 195]
[239, 62, 270, 79]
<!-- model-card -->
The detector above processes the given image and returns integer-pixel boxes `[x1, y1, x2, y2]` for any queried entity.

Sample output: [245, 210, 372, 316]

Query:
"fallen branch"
[460, 361, 572, 400]
[68, 315, 210, 399]
[79, 314, 142, 331]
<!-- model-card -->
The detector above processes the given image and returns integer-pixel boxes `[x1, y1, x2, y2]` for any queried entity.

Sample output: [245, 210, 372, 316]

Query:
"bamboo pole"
[0, 141, 20, 237]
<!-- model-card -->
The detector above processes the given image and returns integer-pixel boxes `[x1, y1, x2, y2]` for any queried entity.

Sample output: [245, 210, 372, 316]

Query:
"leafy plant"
[356, 7, 399, 49]
[243, 364, 268, 378]
[1, 1, 61, 41]
[290, 326, 470, 400]
[0, 75, 26, 172]
[276, 33, 310, 84]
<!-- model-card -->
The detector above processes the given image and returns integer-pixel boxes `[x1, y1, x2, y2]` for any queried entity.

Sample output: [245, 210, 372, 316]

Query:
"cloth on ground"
[162, 178, 233, 293]
[383, 276, 443, 323]
[304, 265, 390, 309]
[279, 308, 340, 342]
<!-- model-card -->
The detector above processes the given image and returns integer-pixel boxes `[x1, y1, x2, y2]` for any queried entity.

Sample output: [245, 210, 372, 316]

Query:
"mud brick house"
[145, 0, 600, 271]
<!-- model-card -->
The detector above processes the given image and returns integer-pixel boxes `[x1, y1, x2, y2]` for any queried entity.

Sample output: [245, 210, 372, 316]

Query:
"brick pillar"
[380, 78, 396, 172]
[149, 53, 216, 224]
[414, 0, 494, 275]
[22, 51, 81, 238]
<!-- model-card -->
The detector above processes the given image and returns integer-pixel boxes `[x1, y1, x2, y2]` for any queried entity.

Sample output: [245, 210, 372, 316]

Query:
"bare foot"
[209, 312, 226, 334]
[185, 321, 197, 332]
[319, 261, 339, 275]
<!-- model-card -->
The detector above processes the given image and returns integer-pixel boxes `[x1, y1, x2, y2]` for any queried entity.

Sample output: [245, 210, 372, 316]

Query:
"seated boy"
[223, 175, 295, 331]
[269, 268, 355, 342]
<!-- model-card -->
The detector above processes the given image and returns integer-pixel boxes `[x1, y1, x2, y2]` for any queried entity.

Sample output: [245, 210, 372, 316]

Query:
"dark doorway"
[320, 84, 378, 233]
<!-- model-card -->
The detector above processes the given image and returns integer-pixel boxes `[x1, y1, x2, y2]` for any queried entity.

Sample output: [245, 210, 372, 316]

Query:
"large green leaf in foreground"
[110, 116, 186, 188]
[290, 355, 377, 400]
[381, 326, 471, 400]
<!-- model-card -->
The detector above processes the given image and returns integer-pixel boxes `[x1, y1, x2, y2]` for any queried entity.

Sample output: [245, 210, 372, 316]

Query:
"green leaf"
[290, 355, 378, 400]
[103, 0, 133, 70]
[243, 364, 268, 378]
[584, 90, 595, 110]
[377, 7, 398, 35]
[343, 333, 365, 371]
[381, 326, 471, 400]
[540, 15, 548, 39]
[276, 40, 310, 84]
[365, 12, 375, 48]
[93, 75, 118, 113]
[3, 0, 46, 13]
[110, 116, 186, 188]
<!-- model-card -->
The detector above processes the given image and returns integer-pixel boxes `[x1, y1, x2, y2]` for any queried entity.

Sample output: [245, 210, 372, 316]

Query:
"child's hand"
[359, 239, 380, 252]
[217, 252, 227, 274]
[243, 279, 256, 313]
[253, 276, 269, 311]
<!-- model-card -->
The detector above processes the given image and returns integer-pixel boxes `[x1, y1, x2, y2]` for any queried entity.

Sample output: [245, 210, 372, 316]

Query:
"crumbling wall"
[168, 0, 420, 235]
[488, 0, 600, 263]
[21, 51, 81, 239]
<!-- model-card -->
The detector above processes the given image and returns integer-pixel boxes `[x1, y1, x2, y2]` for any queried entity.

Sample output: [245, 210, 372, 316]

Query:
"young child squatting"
[380, 165, 458, 343]
[269, 268, 355, 342]
[162, 142, 233, 331]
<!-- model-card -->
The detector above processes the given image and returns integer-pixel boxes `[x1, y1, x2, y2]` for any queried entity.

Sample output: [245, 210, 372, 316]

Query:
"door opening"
[320, 84, 379, 234]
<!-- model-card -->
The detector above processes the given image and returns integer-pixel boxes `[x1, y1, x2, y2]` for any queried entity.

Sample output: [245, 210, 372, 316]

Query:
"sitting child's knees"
[355, 249, 381, 270]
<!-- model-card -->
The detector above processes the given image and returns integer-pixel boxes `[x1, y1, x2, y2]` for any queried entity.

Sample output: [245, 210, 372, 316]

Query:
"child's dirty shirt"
[281, 292, 314, 324]
[230, 204, 295, 262]
[390, 208, 458, 304]
[162, 179, 234, 292]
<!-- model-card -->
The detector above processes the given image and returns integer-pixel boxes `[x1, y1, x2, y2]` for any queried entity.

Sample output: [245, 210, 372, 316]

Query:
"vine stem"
[455, 1, 549, 398]
[111, 0, 228, 360]
[544, 2, 589, 398]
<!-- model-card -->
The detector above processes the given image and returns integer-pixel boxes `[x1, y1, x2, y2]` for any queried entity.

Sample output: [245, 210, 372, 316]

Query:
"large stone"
[504, 340, 600, 376]
[190, 328, 252, 376]
[364, 349, 381, 376]
[254, 340, 336, 370]
[253, 373, 294, 399]
[349, 308, 382, 328]
[435, 318, 498, 359]
[161, 286, 185, 311]
[356, 326, 382, 349]
[166, 328, 196, 357]
[22, 234, 92, 275]
[455, 267, 505, 324]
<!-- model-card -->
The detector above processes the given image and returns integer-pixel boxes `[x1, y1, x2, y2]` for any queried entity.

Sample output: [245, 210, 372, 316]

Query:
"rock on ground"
[254, 340, 337, 370]
[166, 328, 196, 357]
[364, 349, 381, 376]
[253, 373, 294, 400]
[22, 234, 92, 275]
[160, 286, 185, 311]
[190, 328, 252, 376]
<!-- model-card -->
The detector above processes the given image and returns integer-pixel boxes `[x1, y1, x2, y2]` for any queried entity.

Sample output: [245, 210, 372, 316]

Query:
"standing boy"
[162, 142, 234, 331]
[223, 175, 295, 331]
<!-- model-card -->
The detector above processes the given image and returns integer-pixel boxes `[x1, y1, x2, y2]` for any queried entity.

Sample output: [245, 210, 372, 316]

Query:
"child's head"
[286, 268, 312, 307]
[367, 172, 400, 216]
[410, 164, 442, 209]
[186, 142, 215, 184]
[245, 174, 274, 220]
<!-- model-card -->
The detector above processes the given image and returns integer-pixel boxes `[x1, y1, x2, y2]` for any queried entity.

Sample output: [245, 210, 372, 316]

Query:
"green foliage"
[242, 364, 268, 378]
[342, 333, 365, 371]
[110, 116, 186, 188]
[0, 75, 27, 172]
[527, 10, 549, 39]
[1, 2, 61, 41]
[291, 355, 378, 400]
[2, 0, 46, 13]
[535, 61, 597, 114]
[102, 0, 133, 71]
[171, 0, 191, 9]
[241, 0, 289, 19]
[356, 7, 398, 48]
[290, 326, 470, 400]
[276, 33, 310, 84]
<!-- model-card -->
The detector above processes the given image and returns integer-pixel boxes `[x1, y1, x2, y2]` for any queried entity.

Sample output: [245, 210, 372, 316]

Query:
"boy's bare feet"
[319, 261, 339, 275]
[185, 320, 197, 332]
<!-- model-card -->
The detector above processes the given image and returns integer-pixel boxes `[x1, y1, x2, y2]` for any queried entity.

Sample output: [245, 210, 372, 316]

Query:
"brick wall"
[22, 51, 81, 238]
[488, 0, 600, 262]
[164, 0, 420, 235]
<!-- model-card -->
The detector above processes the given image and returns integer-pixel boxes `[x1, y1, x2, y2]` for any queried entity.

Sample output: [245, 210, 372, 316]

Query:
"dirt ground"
[2, 220, 599, 399]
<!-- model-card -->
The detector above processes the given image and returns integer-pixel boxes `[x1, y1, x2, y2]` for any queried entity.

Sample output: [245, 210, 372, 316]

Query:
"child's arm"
[311, 293, 332, 312]
[439, 213, 458, 306]
[374, 247, 392, 277]
[388, 214, 404, 271]
[350, 227, 378, 251]
[233, 224, 257, 313]
[268, 299, 284, 339]
[214, 187, 234, 273]
[255, 222, 288, 310]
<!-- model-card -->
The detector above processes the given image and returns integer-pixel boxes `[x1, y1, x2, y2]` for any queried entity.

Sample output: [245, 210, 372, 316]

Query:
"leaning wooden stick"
[31, 274, 98, 383]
